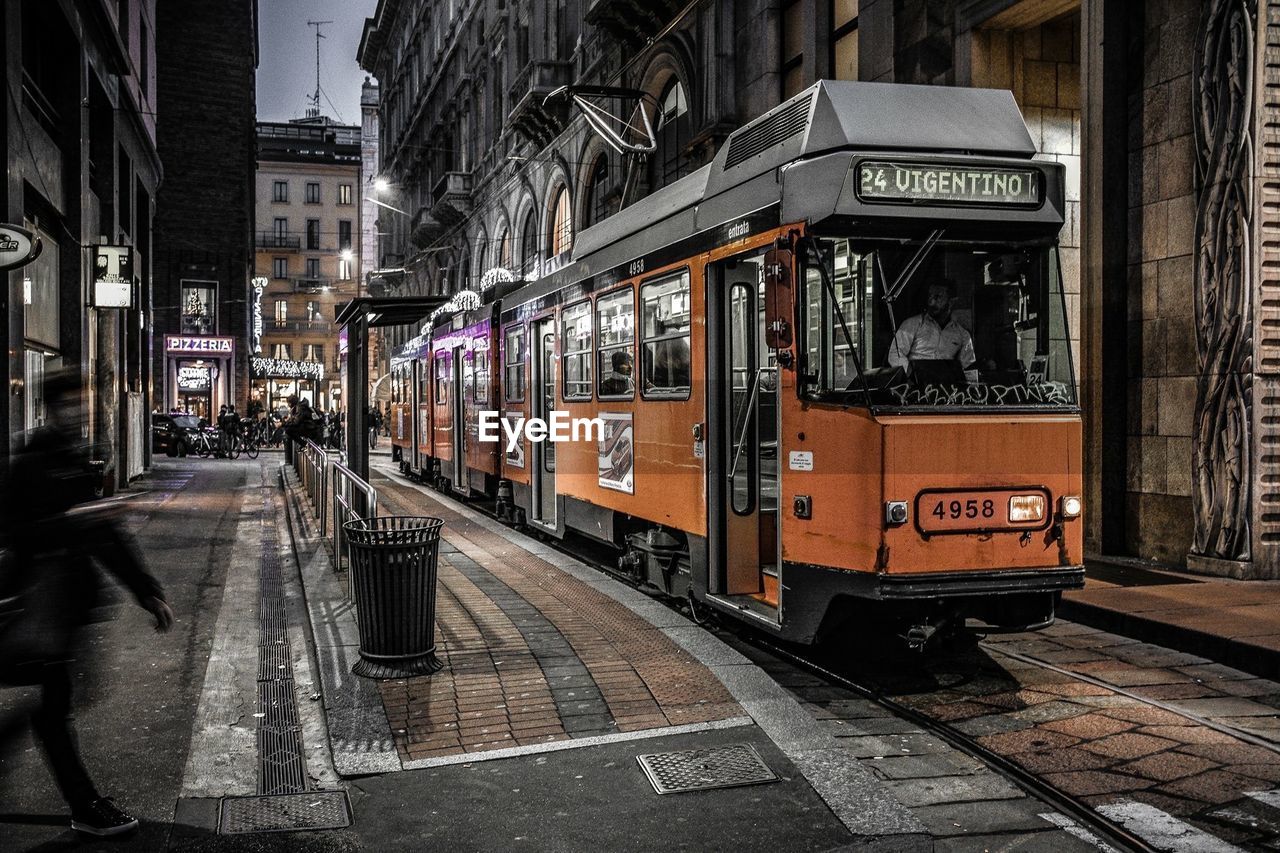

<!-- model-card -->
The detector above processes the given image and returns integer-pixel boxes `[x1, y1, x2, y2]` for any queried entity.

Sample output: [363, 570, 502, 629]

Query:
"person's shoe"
[71, 797, 140, 836]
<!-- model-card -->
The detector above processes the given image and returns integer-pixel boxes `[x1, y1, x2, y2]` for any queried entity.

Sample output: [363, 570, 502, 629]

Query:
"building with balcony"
[253, 117, 362, 413]
[357, 0, 1280, 582]
[3, 0, 164, 490]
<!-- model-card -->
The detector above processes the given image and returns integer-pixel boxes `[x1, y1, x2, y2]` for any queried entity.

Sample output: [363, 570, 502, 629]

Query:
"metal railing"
[332, 460, 378, 573]
[291, 438, 379, 580]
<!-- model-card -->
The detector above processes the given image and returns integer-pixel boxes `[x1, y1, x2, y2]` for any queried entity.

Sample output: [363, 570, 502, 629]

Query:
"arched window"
[585, 155, 611, 227]
[498, 227, 512, 270]
[474, 237, 487, 284]
[520, 210, 539, 277]
[549, 185, 572, 258]
[649, 79, 691, 193]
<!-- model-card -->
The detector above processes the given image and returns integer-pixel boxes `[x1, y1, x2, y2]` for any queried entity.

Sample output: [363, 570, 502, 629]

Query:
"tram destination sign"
[857, 162, 1040, 207]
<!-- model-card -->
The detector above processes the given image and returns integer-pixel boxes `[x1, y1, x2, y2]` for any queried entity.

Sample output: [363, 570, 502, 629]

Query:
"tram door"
[531, 317, 557, 527]
[411, 361, 423, 473]
[452, 346, 466, 489]
[711, 257, 781, 599]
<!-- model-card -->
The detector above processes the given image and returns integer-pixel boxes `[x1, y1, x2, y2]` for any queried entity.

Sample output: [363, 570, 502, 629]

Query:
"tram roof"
[490, 80, 1058, 316]
[571, 81, 1037, 264]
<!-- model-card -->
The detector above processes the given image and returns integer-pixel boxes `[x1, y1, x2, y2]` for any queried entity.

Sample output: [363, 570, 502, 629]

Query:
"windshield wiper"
[800, 237, 867, 404]
[881, 228, 944, 330]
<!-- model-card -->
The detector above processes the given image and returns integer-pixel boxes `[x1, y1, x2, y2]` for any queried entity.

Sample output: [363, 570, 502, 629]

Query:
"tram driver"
[887, 279, 978, 384]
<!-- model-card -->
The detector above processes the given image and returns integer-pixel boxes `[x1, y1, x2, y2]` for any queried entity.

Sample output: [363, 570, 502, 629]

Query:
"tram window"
[641, 271, 692, 400]
[596, 287, 635, 399]
[561, 300, 593, 400]
[504, 324, 526, 402]
[435, 358, 449, 406]
[473, 336, 490, 403]
[801, 237, 1076, 408]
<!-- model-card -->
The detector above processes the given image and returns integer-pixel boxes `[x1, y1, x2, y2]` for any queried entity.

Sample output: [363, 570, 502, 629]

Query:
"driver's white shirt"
[888, 313, 977, 382]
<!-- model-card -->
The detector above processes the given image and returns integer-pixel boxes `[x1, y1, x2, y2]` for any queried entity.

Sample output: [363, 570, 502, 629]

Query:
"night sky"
[255, 0, 378, 126]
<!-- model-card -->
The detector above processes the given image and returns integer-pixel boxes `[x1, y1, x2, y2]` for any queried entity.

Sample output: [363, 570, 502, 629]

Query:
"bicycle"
[188, 428, 219, 458]
[234, 423, 260, 459]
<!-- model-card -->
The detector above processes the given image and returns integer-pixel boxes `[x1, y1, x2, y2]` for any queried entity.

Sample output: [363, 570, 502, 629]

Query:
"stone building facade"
[2, 0, 161, 489]
[152, 0, 257, 421]
[253, 119, 362, 414]
[358, 0, 1278, 579]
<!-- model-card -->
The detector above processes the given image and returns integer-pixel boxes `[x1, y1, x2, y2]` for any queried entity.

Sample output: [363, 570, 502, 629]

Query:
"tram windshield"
[801, 235, 1076, 409]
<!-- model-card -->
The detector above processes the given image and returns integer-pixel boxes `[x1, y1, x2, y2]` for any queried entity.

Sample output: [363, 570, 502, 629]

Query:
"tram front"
[773, 149, 1082, 644]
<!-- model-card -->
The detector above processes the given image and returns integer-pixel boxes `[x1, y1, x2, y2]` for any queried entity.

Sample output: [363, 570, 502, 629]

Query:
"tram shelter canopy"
[336, 295, 448, 481]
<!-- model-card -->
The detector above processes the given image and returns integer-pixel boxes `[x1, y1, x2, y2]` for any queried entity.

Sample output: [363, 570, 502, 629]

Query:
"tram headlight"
[1008, 494, 1046, 523]
[1060, 495, 1082, 519]
[885, 501, 908, 526]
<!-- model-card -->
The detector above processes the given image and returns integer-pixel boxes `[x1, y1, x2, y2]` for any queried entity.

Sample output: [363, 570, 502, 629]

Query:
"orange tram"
[389, 81, 1083, 647]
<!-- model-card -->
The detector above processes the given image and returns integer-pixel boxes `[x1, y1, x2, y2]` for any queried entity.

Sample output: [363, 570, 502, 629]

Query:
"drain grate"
[219, 790, 351, 834]
[636, 743, 778, 795]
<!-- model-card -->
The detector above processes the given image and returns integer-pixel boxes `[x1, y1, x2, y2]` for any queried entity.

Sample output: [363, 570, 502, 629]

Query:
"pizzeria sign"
[166, 335, 234, 354]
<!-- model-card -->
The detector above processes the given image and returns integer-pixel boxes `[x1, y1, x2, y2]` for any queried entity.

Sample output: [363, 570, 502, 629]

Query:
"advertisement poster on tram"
[597, 412, 634, 493]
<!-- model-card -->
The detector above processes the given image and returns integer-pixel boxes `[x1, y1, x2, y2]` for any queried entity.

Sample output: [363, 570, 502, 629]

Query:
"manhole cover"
[218, 790, 351, 834]
[636, 743, 778, 795]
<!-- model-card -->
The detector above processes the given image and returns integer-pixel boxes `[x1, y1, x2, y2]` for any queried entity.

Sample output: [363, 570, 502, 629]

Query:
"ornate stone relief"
[1191, 0, 1257, 561]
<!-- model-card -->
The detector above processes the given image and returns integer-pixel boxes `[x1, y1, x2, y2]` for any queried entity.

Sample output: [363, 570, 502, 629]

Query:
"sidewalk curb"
[1059, 598, 1280, 682]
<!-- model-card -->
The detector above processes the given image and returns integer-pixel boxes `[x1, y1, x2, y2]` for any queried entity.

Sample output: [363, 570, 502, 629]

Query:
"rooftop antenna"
[306, 20, 333, 119]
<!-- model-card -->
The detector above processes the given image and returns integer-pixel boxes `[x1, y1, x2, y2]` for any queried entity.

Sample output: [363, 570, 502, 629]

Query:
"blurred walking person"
[0, 370, 174, 837]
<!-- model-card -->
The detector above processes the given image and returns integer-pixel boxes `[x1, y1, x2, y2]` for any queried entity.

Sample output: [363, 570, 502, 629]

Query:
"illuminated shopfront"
[164, 335, 234, 419]
[251, 355, 326, 414]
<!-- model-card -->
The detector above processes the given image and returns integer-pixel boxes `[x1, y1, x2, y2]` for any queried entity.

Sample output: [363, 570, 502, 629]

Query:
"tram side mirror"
[764, 248, 794, 352]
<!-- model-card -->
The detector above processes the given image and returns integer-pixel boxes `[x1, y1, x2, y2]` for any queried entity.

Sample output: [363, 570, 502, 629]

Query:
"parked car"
[151, 413, 203, 457]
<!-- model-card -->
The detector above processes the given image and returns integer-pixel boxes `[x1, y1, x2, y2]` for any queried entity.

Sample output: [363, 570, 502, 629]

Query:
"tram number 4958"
[932, 499, 995, 521]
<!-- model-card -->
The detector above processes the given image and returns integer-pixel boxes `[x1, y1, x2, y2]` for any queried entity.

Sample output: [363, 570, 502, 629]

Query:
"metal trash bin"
[343, 516, 445, 679]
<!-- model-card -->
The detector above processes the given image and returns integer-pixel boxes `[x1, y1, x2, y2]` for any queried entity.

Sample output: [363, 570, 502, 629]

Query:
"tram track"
[374, 462, 1280, 851]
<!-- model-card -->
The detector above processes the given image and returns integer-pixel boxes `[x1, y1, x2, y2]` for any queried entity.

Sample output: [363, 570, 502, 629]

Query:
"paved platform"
[279, 460, 1127, 850]
[1063, 560, 1280, 683]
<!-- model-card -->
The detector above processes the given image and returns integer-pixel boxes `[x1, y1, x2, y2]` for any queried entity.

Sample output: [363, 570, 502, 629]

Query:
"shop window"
[272, 257, 288, 279]
[305, 182, 321, 204]
[561, 300, 591, 400]
[832, 0, 858, 81]
[273, 181, 288, 203]
[596, 287, 634, 399]
[641, 270, 692, 399]
[504, 324, 526, 402]
[338, 183, 352, 205]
